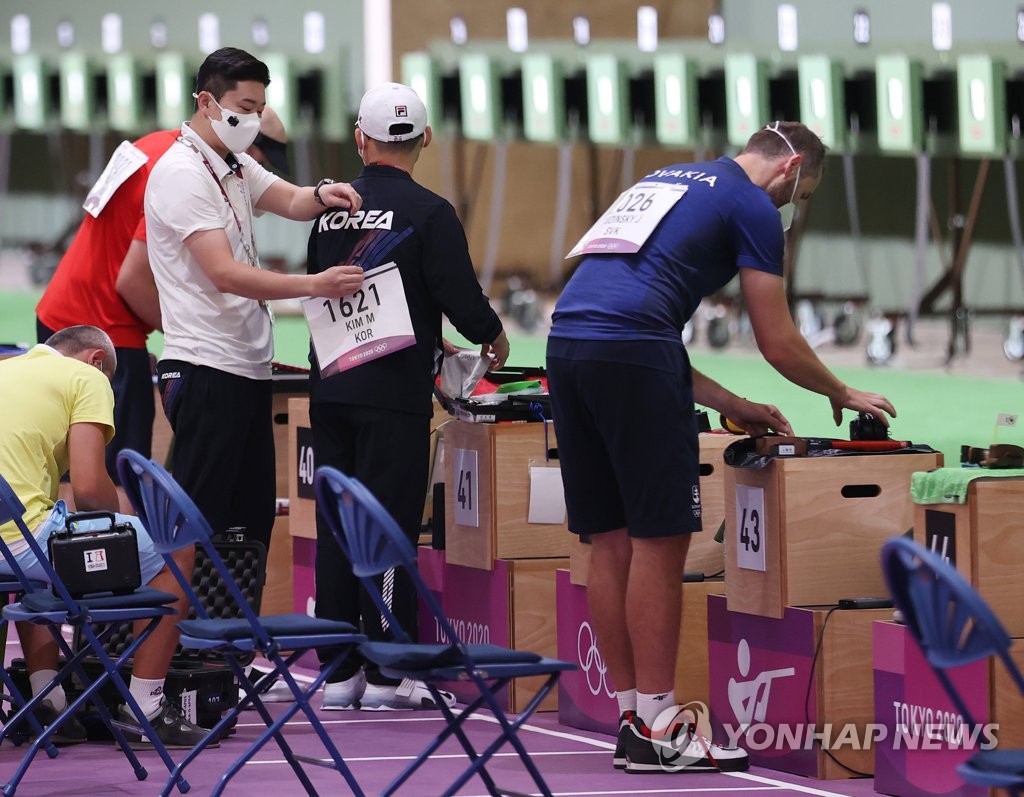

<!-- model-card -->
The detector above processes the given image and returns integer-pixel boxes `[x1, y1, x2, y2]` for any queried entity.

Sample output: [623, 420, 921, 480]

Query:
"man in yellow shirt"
[0, 326, 209, 748]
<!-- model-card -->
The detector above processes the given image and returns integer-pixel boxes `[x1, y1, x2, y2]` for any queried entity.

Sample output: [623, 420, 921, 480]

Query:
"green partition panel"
[13, 54, 51, 131]
[798, 55, 846, 151]
[59, 53, 96, 131]
[957, 55, 1006, 156]
[725, 53, 769, 147]
[107, 53, 146, 133]
[155, 53, 193, 131]
[876, 55, 923, 154]
[262, 53, 301, 137]
[522, 52, 565, 143]
[459, 52, 501, 141]
[653, 53, 699, 147]
[586, 53, 629, 146]
[401, 52, 443, 129]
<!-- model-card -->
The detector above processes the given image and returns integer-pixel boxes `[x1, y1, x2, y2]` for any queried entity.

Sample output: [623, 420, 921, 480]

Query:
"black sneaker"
[116, 699, 218, 750]
[612, 710, 633, 769]
[624, 713, 748, 774]
[33, 701, 88, 746]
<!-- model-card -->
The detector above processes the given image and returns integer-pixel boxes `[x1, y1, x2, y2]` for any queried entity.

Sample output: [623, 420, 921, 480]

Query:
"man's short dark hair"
[742, 121, 828, 178]
[46, 325, 112, 355]
[195, 47, 271, 101]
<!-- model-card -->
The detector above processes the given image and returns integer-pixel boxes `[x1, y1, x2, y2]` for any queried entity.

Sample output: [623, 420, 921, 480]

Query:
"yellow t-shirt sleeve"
[67, 365, 116, 444]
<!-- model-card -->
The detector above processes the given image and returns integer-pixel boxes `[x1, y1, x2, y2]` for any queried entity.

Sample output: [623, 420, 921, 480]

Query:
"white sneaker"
[321, 670, 367, 711]
[238, 672, 299, 708]
[260, 679, 297, 703]
[359, 678, 456, 711]
[624, 714, 749, 773]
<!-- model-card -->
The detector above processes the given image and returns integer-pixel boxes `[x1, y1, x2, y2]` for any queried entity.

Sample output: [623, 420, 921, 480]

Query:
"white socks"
[615, 688, 637, 716]
[30, 669, 66, 711]
[637, 689, 676, 728]
[129, 675, 165, 719]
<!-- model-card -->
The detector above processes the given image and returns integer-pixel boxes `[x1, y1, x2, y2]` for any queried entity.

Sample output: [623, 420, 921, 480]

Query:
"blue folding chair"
[116, 449, 367, 797]
[0, 569, 54, 755]
[314, 465, 577, 797]
[0, 473, 188, 796]
[881, 536, 1024, 796]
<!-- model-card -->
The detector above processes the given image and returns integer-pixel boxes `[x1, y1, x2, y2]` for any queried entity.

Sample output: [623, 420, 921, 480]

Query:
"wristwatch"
[314, 178, 336, 206]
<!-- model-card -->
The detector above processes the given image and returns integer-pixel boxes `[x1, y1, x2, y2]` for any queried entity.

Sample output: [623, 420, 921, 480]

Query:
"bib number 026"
[614, 191, 656, 213]
[734, 484, 766, 572]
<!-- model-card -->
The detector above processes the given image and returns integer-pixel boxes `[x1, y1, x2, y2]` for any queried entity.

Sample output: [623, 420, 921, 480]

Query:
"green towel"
[910, 468, 1024, 505]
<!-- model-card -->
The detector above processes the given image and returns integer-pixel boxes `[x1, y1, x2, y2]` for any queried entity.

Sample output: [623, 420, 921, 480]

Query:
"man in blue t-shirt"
[547, 121, 896, 774]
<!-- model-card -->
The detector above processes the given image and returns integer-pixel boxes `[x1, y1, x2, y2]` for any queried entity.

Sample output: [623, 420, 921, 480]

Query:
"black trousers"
[310, 401, 430, 683]
[157, 360, 275, 550]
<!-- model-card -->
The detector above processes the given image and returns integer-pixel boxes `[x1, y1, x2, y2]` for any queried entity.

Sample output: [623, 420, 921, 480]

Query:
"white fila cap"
[356, 82, 428, 142]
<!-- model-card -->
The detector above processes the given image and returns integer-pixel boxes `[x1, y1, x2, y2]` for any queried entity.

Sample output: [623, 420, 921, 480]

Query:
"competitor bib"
[82, 141, 149, 218]
[302, 262, 416, 377]
[566, 181, 688, 258]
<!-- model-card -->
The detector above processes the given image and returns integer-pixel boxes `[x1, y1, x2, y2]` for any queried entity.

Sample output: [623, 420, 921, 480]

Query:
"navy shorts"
[546, 338, 702, 539]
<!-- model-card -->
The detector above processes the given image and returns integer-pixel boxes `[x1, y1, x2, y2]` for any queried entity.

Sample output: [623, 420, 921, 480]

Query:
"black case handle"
[63, 511, 117, 534]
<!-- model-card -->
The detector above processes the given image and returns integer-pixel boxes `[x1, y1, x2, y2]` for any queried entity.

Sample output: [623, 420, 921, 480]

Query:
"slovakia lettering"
[644, 168, 718, 188]
[318, 209, 394, 232]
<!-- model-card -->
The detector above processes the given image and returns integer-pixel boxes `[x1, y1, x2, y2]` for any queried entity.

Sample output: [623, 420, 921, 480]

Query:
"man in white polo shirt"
[145, 46, 362, 553]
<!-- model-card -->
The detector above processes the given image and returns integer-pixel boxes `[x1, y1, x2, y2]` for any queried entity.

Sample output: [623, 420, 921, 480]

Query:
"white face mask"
[203, 94, 262, 154]
[764, 122, 800, 231]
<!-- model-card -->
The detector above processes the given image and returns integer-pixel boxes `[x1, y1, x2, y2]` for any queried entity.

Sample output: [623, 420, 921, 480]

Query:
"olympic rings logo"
[576, 621, 615, 698]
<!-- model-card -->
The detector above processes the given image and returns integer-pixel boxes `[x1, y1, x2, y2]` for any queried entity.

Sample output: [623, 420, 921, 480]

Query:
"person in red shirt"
[36, 110, 289, 490]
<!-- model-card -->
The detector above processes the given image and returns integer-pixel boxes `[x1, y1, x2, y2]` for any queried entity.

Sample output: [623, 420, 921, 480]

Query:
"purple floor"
[2, 709, 886, 797]
[3, 634, 888, 797]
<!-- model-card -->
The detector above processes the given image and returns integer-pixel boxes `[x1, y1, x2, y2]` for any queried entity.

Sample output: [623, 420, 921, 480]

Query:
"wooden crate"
[441, 557, 566, 712]
[874, 622, 1024, 797]
[913, 476, 1024, 636]
[557, 571, 725, 734]
[709, 596, 890, 779]
[992, 641, 1024, 758]
[287, 397, 317, 541]
[690, 432, 739, 576]
[258, 385, 305, 615]
[444, 420, 568, 569]
[725, 452, 943, 618]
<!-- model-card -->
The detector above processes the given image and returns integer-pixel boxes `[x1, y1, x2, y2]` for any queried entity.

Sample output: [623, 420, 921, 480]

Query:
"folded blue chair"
[0, 569, 54, 755]
[0, 472, 187, 796]
[116, 449, 367, 797]
[313, 465, 576, 797]
[882, 536, 1024, 796]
